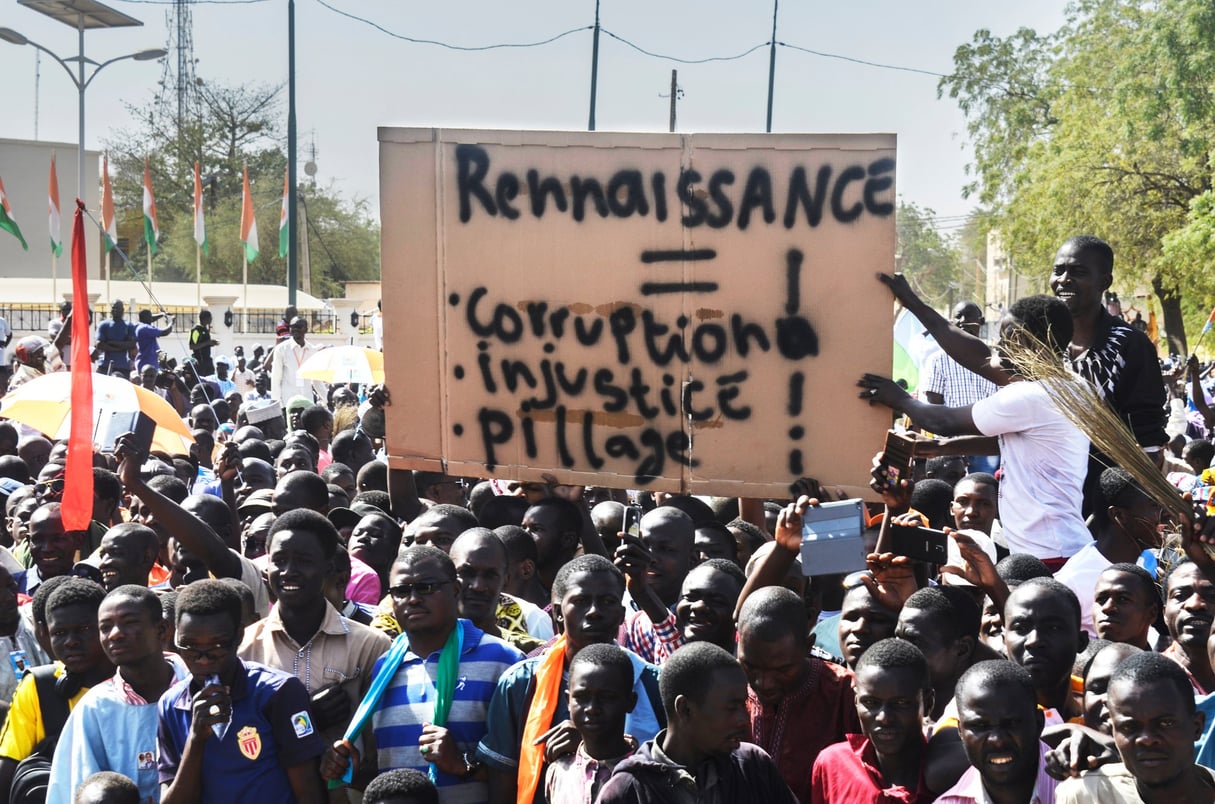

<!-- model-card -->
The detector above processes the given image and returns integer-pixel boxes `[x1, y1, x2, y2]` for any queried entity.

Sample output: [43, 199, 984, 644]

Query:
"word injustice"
[449, 282, 817, 483]
[455, 144, 895, 230]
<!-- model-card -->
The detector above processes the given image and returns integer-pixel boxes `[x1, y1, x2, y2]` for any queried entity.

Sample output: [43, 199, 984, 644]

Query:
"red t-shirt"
[811, 734, 934, 804]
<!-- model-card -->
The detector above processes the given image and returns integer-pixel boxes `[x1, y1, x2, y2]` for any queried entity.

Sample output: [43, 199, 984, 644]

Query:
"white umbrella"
[298, 346, 384, 385]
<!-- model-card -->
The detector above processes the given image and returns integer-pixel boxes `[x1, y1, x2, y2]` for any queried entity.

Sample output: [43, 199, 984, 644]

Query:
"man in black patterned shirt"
[1050, 235, 1167, 513]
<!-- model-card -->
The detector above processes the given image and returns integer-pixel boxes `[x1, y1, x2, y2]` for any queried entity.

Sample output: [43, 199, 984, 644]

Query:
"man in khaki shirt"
[1057, 651, 1215, 803]
[238, 509, 390, 753]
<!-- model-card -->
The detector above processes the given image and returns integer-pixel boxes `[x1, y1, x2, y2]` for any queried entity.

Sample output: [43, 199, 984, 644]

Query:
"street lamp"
[0, 0, 165, 199]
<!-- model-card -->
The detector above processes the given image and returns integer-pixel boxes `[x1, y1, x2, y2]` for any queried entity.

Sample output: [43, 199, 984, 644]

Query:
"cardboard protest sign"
[380, 128, 895, 498]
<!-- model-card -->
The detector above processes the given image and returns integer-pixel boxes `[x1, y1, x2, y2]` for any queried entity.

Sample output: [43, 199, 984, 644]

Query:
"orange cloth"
[517, 634, 567, 804]
[147, 563, 171, 588]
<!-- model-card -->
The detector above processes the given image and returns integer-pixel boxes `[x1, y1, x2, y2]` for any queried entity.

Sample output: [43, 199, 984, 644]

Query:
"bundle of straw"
[1003, 341, 1190, 527]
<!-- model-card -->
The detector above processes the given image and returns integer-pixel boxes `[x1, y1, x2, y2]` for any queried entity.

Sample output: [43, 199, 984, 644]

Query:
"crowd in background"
[0, 236, 1213, 802]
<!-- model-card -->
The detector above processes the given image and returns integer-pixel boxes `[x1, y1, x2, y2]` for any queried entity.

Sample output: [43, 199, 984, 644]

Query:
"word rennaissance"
[455, 144, 896, 230]
[446, 143, 895, 485]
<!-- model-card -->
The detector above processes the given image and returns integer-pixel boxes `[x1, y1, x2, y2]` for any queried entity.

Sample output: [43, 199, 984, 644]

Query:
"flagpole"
[1192, 308, 1215, 358]
[196, 243, 202, 307]
[105, 248, 111, 303]
[146, 245, 152, 301]
[242, 251, 249, 334]
[51, 253, 58, 306]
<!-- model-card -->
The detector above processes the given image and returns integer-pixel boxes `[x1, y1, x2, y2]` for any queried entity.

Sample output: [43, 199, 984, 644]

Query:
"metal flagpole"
[242, 250, 249, 333]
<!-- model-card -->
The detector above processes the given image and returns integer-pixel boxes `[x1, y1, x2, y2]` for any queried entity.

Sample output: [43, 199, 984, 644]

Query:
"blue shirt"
[477, 645, 664, 774]
[1197, 692, 1215, 768]
[48, 654, 189, 803]
[97, 319, 134, 370]
[157, 660, 325, 802]
[372, 620, 524, 803]
[134, 322, 164, 370]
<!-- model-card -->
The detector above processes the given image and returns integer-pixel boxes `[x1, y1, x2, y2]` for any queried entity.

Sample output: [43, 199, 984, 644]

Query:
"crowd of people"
[0, 235, 1211, 803]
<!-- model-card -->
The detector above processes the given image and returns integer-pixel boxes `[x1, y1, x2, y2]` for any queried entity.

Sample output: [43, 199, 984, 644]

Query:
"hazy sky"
[1, 1, 1066, 228]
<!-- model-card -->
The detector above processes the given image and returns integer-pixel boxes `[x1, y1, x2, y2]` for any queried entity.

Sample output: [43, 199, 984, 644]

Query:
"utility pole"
[287, 0, 298, 305]
[668, 70, 677, 132]
[659, 70, 683, 133]
[765, 0, 779, 132]
[587, 0, 601, 131]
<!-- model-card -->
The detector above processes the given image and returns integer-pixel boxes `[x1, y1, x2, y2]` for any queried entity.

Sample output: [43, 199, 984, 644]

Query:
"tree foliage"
[101, 80, 379, 303]
[940, 0, 1215, 354]
[896, 201, 968, 310]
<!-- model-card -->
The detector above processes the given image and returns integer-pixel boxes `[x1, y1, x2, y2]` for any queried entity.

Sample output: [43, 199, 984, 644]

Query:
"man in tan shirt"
[238, 509, 390, 754]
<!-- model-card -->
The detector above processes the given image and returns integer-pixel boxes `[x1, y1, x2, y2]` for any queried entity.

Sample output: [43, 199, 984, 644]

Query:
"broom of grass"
[1002, 340, 1196, 565]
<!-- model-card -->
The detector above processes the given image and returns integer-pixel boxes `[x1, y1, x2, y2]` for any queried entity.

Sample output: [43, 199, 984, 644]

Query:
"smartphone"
[888, 524, 949, 564]
[799, 498, 866, 576]
[623, 505, 643, 538]
[874, 430, 916, 492]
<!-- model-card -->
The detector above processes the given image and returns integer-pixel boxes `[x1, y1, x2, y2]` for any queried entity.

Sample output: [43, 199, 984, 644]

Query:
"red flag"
[61, 199, 93, 532]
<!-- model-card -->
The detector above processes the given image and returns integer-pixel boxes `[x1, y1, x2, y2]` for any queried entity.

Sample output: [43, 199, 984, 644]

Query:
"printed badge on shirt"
[291, 711, 314, 738]
[137, 750, 156, 771]
[238, 726, 262, 760]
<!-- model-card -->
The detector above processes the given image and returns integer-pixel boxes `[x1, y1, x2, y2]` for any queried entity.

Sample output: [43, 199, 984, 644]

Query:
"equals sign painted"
[639, 248, 719, 295]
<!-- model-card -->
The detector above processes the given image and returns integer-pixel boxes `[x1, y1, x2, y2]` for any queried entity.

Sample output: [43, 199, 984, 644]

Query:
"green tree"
[896, 201, 967, 312]
[941, 0, 1215, 354]
[101, 80, 379, 300]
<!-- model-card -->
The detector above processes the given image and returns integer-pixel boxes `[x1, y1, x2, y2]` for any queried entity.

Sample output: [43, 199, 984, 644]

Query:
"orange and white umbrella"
[0, 372, 194, 453]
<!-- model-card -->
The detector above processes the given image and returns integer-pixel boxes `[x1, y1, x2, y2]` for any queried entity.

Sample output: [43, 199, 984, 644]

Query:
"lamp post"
[0, 0, 164, 199]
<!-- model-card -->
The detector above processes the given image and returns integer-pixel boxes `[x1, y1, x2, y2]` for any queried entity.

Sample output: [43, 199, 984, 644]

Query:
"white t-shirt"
[1054, 543, 1111, 636]
[971, 381, 1092, 559]
[1056, 543, 1159, 641]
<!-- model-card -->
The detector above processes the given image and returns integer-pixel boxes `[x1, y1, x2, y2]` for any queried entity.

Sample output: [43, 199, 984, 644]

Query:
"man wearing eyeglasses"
[414, 472, 468, 508]
[321, 545, 524, 800]
[158, 579, 327, 803]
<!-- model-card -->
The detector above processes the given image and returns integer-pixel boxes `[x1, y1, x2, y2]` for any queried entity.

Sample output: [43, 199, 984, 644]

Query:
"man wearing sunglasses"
[321, 545, 524, 799]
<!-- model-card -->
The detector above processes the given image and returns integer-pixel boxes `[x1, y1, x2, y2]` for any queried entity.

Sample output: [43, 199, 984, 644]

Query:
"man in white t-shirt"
[859, 294, 1091, 568]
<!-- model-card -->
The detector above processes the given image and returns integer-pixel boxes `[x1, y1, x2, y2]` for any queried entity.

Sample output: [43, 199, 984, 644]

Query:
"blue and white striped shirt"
[373, 619, 525, 804]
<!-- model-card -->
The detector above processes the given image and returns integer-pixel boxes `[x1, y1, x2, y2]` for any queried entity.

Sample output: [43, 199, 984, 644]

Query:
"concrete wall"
[0, 138, 101, 285]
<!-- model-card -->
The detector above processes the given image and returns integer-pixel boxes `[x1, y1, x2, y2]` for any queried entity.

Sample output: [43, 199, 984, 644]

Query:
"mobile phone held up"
[623, 505, 643, 539]
[887, 524, 950, 565]
[799, 499, 866, 576]
[874, 430, 916, 493]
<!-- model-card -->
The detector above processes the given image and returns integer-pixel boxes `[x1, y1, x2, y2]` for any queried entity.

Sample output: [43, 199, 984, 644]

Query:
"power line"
[600, 29, 769, 64]
[777, 41, 948, 78]
[312, 0, 591, 51]
[305, 2, 950, 77]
